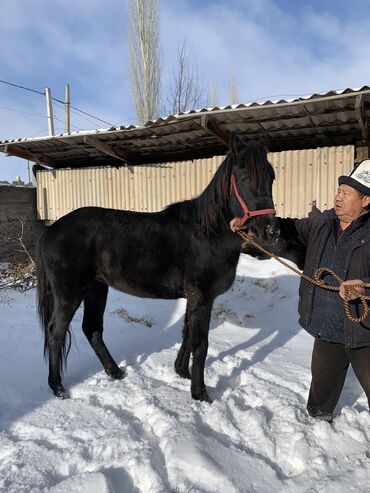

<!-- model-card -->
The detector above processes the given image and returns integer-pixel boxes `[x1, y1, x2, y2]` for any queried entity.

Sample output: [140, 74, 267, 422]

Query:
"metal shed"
[1, 86, 369, 220]
[34, 145, 353, 221]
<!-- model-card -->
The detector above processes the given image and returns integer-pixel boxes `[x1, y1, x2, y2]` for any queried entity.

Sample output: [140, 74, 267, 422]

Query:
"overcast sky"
[1, 0, 370, 182]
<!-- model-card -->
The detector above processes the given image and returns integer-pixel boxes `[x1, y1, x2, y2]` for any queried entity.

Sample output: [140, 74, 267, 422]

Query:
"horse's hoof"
[105, 367, 126, 380]
[192, 388, 213, 403]
[175, 366, 191, 380]
[52, 386, 70, 399]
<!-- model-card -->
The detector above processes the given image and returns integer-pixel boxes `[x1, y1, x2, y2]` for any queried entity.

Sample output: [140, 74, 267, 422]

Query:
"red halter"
[230, 174, 276, 229]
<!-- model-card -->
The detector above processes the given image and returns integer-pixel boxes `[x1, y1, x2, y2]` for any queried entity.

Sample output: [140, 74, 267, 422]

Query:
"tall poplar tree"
[128, 0, 162, 125]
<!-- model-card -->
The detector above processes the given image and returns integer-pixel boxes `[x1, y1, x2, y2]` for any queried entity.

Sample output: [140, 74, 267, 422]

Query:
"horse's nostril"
[265, 225, 280, 242]
[266, 225, 279, 236]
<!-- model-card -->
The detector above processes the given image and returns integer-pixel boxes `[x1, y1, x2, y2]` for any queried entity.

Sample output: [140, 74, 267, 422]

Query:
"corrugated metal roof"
[1, 86, 369, 168]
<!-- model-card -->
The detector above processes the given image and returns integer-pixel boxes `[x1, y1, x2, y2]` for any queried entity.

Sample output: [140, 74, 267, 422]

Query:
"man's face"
[334, 184, 370, 223]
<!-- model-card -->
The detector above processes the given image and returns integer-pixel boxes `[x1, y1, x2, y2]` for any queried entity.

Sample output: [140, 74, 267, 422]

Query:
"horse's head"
[229, 134, 280, 245]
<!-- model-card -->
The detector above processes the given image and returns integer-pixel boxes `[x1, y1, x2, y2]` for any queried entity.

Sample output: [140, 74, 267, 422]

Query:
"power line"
[50, 94, 115, 126]
[0, 78, 115, 127]
[52, 100, 95, 129]
[0, 79, 44, 96]
[0, 103, 83, 131]
[0, 104, 47, 118]
[70, 105, 114, 127]
[55, 99, 115, 127]
[0, 99, 137, 136]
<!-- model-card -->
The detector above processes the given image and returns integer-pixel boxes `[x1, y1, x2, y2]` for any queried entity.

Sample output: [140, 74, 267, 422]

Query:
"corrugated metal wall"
[271, 145, 354, 217]
[36, 145, 354, 221]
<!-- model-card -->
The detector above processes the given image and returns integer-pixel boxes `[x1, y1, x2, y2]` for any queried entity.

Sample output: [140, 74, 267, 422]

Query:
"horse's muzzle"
[264, 224, 280, 243]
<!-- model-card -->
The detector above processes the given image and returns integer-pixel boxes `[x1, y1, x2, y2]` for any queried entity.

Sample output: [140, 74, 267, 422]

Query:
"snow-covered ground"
[0, 254, 369, 493]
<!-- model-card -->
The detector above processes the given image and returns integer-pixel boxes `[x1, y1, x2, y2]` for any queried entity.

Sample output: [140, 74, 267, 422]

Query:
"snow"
[0, 254, 369, 493]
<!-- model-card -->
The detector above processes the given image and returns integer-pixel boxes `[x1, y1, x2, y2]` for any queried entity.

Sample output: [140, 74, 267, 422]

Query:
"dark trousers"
[307, 338, 370, 417]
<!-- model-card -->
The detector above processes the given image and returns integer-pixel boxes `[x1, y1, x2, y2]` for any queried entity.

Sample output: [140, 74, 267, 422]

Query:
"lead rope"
[236, 230, 370, 324]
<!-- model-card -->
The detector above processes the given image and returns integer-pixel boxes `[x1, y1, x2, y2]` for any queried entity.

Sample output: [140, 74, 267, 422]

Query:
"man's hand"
[339, 280, 365, 300]
[230, 217, 243, 232]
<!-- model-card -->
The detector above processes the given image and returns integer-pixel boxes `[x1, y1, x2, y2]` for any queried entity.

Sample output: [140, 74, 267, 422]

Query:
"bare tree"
[167, 39, 206, 114]
[128, 0, 162, 125]
[208, 80, 219, 108]
[229, 73, 240, 105]
[0, 214, 38, 291]
[0, 213, 36, 265]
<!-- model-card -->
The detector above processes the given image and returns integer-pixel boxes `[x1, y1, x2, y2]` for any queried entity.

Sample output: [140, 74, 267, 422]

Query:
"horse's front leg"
[187, 297, 214, 403]
[82, 280, 125, 380]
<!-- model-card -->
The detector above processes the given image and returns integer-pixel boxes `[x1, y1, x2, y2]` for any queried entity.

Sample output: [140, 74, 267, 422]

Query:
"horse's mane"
[195, 153, 234, 235]
[165, 141, 274, 236]
[239, 141, 275, 186]
[165, 153, 233, 236]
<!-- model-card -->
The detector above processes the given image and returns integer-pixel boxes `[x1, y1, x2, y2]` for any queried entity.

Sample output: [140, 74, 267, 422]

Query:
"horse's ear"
[229, 132, 243, 155]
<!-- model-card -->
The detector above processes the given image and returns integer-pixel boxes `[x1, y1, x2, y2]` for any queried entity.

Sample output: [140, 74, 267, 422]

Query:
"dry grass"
[0, 261, 36, 292]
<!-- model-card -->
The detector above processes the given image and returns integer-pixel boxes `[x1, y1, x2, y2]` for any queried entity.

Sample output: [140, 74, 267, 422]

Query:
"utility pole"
[65, 83, 70, 133]
[45, 87, 55, 136]
[26, 160, 30, 184]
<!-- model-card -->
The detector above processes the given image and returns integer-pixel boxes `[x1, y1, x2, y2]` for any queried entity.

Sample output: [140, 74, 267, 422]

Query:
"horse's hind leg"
[48, 297, 81, 398]
[82, 280, 125, 380]
[174, 308, 191, 379]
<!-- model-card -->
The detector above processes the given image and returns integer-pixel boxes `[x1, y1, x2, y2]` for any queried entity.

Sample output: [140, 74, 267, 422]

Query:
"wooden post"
[200, 115, 230, 148]
[355, 141, 370, 162]
[355, 95, 369, 162]
[65, 83, 71, 133]
[26, 160, 31, 184]
[45, 88, 54, 136]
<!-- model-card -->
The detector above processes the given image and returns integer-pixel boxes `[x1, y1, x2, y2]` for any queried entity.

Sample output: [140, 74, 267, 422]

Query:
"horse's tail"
[36, 234, 71, 371]
[36, 236, 54, 357]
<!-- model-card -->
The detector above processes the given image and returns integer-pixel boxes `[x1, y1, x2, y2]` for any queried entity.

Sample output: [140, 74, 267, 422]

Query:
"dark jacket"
[279, 209, 370, 347]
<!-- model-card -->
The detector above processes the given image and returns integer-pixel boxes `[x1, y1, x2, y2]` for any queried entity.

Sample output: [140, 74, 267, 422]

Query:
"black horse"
[243, 218, 306, 269]
[36, 134, 280, 402]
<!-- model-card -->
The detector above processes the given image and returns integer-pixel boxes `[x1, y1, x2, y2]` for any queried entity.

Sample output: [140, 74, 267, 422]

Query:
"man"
[234, 159, 370, 421]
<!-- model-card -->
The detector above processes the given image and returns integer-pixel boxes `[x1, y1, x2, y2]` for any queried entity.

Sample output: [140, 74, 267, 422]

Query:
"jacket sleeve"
[362, 277, 370, 296]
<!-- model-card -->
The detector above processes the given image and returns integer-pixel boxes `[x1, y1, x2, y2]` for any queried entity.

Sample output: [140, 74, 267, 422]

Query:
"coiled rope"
[237, 230, 370, 324]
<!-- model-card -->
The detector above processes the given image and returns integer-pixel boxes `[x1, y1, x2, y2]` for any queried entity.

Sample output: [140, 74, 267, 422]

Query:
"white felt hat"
[338, 159, 370, 195]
